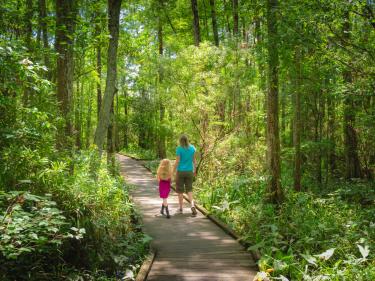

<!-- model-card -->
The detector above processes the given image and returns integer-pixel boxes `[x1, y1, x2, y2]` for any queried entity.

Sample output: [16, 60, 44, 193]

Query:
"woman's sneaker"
[177, 208, 183, 214]
[191, 206, 197, 217]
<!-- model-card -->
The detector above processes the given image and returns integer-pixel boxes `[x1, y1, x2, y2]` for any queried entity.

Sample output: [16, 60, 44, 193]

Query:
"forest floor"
[117, 154, 257, 281]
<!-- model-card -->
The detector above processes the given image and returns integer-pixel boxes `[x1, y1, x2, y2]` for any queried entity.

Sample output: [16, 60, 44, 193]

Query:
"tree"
[342, 9, 362, 179]
[55, 0, 77, 150]
[157, 13, 167, 159]
[266, 0, 283, 203]
[293, 48, 302, 191]
[232, 0, 239, 36]
[38, 0, 50, 70]
[94, 0, 122, 154]
[209, 0, 219, 46]
[191, 0, 201, 46]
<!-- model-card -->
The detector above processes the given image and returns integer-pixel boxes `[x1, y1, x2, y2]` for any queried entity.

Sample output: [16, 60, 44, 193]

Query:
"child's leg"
[163, 198, 168, 206]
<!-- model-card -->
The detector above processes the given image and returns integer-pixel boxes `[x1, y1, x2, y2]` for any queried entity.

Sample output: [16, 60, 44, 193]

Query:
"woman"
[173, 134, 197, 216]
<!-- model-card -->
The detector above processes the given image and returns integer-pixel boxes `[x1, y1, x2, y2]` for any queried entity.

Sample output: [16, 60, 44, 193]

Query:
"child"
[157, 159, 172, 219]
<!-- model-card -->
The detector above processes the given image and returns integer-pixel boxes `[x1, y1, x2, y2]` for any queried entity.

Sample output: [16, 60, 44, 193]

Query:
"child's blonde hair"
[157, 159, 172, 180]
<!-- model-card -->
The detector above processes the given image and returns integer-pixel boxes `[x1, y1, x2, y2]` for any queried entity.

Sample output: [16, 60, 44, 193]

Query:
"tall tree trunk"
[55, 0, 76, 150]
[223, 0, 231, 33]
[115, 90, 120, 151]
[202, 0, 210, 39]
[94, 0, 122, 154]
[107, 100, 115, 163]
[280, 88, 286, 144]
[157, 15, 166, 159]
[191, 0, 201, 46]
[232, 0, 239, 36]
[266, 0, 283, 203]
[123, 87, 129, 149]
[95, 20, 102, 122]
[39, 0, 50, 70]
[23, 0, 34, 106]
[85, 84, 93, 149]
[293, 49, 302, 191]
[327, 91, 336, 176]
[318, 89, 325, 185]
[209, 0, 219, 46]
[25, 0, 33, 51]
[75, 79, 84, 149]
[342, 10, 362, 179]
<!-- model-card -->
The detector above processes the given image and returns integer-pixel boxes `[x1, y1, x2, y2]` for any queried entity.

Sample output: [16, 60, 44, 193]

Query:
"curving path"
[117, 154, 257, 281]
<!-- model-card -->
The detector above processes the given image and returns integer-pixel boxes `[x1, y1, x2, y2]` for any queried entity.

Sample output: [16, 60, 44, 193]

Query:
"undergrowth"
[0, 150, 150, 280]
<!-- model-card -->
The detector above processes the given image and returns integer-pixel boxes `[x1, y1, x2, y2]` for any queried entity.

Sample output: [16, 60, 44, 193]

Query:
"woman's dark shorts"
[176, 171, 194, 193]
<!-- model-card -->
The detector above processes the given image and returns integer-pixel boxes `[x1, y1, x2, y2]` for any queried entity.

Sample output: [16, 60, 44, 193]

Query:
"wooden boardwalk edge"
[136, 250, 157, 281]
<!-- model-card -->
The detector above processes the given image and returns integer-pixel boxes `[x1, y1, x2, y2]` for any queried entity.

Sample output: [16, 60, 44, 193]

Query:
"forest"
[0, 0, 374, 280]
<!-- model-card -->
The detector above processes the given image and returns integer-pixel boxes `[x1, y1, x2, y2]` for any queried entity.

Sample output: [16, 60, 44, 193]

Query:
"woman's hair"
[157, 159, 171, 180]
[179, 134, 189, 148]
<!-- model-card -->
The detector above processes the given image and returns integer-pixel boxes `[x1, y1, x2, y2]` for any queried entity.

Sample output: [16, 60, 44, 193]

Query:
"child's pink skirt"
[159, 179, 171, 199]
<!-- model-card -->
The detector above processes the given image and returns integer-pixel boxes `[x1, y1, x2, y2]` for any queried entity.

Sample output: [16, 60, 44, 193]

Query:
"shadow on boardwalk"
[117, 154, 257, 281]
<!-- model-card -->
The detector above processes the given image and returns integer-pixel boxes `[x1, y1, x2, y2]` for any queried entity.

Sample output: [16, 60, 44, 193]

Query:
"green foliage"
[0, 39, 149, 280]
[120, 144, 157, 160]
[0, 191, 78, 260]
[196, 174, 375, 280]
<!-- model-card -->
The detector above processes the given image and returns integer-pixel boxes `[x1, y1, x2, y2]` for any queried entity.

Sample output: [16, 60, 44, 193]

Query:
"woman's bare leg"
[188, 192, 194, 207]
[178, 193, 183, 210]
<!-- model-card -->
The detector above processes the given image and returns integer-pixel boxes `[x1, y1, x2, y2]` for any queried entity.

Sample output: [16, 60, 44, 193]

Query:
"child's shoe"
[165, 206, 170, 219]
[160, 205, 165, 215]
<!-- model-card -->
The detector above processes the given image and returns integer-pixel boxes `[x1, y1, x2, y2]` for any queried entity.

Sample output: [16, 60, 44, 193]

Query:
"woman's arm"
[193, 152, 197, 176]
[173, 156, 180, 175]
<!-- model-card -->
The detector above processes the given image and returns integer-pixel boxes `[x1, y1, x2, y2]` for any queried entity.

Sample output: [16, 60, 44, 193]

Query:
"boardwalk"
[117, 154, 257, 281]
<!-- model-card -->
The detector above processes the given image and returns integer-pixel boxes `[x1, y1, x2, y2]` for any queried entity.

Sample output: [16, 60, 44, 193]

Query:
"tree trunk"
[191, 0, 201, 46]
[327, 91, 336, 176]
[107, 101, 115, 167]
[157, 15, 166, 159]
[280, 88, 286, 144]
[75, 79, 82, 149]
[85, 84, 93, 149]
[25, 0, 33, 51]
[39, 0, 50, 70]
[209, 0, 219, 46]
[22, 0, 34, 106]
[266, 0, 283, 203]
[123, 87, 129, 149]
[94, 0, 122, 154]
[55, 0, 76, 150]
[293, 49, 302, 191]
[115, 90, 120, 151]
[95, 21, 102, 122]
[343, 10, 362, 179]
[223, 0, 231, 33]
[202, 0, 210, 39]
[232, 0, 239, 36]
